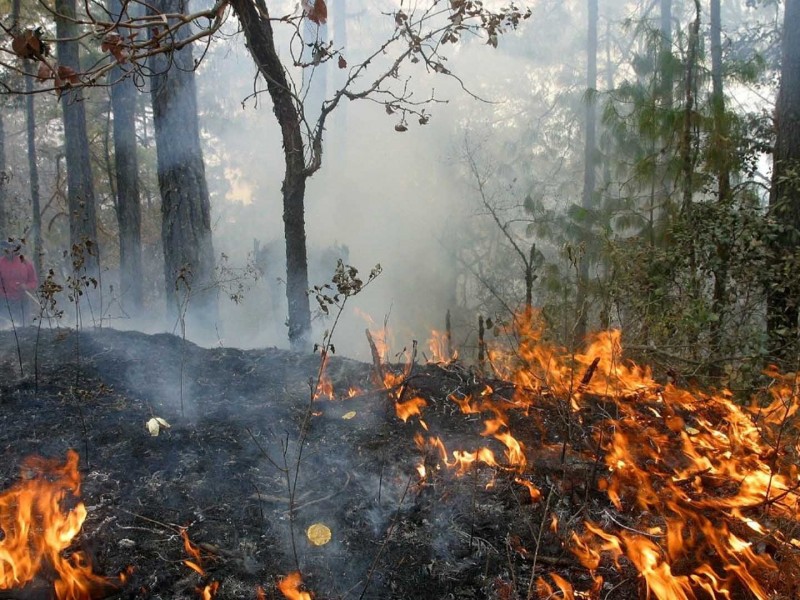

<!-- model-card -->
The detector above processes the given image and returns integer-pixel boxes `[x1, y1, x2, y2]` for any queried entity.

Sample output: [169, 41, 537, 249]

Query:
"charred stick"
[578, 356, 601, 392]
[445, 309, 453, 360]
[478, 315, 486, 372]
[365, 328, 385, 387]
[402, 339, 417, 380]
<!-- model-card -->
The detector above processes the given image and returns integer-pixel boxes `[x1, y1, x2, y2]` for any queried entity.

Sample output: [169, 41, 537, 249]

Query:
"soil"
[0, 326, 789, 600]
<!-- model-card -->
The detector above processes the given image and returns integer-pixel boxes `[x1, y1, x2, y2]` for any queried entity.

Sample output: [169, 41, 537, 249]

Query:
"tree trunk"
[680, 0, 701, 316]
[12, 0, 42, 276]
[659, 0, 673, 109]
[575, 0, 598, 346]
[768, 0, 800, 365]
[108, 0, 144, 316]
[708, 0, 731, 376]
[25, 66, 43, 277]
[55, 0, 100, 277]
[149, 0, 217, 334]
[0, 111, 6, 238]
[230, 0, 312, 352]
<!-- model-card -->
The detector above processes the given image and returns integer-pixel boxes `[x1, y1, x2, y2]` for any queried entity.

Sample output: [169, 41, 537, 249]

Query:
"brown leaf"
[304, 0, 327, 25]
[11, 29, 46, 60]
[57, 65, 80, 85]
[394, 123, 408, 132]
[337, 55, 347, 69]
[101, 32, 121, 53]
[36, 62, 53, 82]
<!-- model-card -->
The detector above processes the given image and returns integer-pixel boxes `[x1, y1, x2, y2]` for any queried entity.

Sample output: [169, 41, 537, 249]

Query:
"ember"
[0, 450, 119, 599]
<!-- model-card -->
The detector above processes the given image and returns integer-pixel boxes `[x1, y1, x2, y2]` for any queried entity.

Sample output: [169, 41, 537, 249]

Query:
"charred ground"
[0, 327, 791, 600]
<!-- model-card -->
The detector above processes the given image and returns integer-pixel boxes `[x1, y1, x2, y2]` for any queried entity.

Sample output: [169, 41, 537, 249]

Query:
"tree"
[229, 0, 529, 350]
[108, 0, 143, 316]
[55, 0, 100, 279]
[768, 0, 800, 365]
[149, 0, 216, 333]
[5, 0, 527, 350]
[574, 0, 598, 345]
[707, 0, 732, 374]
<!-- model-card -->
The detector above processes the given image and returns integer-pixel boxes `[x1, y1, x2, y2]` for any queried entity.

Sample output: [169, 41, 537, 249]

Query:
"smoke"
[194, 12, 498, 358]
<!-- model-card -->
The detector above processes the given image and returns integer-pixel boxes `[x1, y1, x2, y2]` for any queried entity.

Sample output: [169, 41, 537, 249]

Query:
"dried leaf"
[337, 55, 347, 69]
[394, 123, 408, 132]
[36, 62, 52, 82]
[11, 28, 48, 60]
[304, 0, 327, 25]
[306, 523, 331, 546]
[146, 416, 171, 436]
[57, 65, 80, 85]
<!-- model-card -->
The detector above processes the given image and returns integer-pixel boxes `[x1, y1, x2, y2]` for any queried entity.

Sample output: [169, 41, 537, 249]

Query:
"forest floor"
[0, 326, 793, 600]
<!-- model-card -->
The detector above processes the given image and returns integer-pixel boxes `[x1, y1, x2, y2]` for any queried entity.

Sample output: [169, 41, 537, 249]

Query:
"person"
[0, 240, 39, 327]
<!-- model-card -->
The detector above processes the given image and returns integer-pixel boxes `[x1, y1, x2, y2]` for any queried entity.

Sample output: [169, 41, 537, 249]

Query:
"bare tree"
[229, 0, 529, 350]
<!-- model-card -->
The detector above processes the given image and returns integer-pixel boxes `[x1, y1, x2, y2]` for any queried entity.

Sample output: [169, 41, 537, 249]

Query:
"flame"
[395, 396, 427, 422]
[466, 315, 796, 598]
[426, 329, 457, 363]
[180, 529, 219, 599]
[313, 351, 335, 400]
[0, 450, 120, 599]
[278, 571, 312, 600]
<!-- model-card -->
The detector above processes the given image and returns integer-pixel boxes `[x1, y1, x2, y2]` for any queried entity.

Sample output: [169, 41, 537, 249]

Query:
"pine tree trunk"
[149, 0, 217, 333]
[768, 0, 800, 365]
[230, 0, 312, 352]
[108, 0, 144, 316]
[575, 0, 598, 346]
[25, 67, 43, 277]
[55, 0, 100, 277]
[708, 0, 731, 376]
[0, 111, 6, 238]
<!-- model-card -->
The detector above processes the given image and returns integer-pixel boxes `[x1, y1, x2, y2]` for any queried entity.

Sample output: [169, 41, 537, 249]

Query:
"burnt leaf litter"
[0, 326, 780, 599]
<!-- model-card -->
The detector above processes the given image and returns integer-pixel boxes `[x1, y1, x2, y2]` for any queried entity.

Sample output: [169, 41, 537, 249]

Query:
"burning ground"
[0, 324, 799, 599]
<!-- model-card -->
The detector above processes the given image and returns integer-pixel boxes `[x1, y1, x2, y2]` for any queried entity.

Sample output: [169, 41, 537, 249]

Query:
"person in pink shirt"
[0, 240, 39, 327]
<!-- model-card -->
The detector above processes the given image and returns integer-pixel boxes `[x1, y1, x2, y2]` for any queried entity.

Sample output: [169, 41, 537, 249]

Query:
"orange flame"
[313, 351, 335, 400]
[278, 571, 312, 600]
[180, 529, 219, 599]
[0, 450, 120, 599]
[426, 329, 457, 363]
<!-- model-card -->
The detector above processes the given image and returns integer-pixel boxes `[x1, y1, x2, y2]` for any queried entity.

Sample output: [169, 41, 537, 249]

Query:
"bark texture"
[575, 0, 598, 346]
[230, 0, 312, 351]
[109, 0, 144, 315]
[55, 0, 100, 276]
[149, 0, 216, 332]
[768, 0, 800, 364]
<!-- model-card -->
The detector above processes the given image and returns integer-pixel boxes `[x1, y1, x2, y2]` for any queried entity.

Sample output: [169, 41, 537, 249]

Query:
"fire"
[426, 329, 457, 363]
[278, 571, 313, 600]
[180, 529, 219, 599]
[0, 450, 120, 599]
[313, 351, 335, 400]
[326, 309, 798, 598]
[395, 396, 427, 422]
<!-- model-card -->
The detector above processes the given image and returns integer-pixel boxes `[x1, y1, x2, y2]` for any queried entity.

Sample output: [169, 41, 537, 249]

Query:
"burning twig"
[577, 356, 601, 392]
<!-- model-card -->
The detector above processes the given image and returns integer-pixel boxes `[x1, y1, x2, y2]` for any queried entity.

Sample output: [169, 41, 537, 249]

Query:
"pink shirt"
[0, 256, 38, 300]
